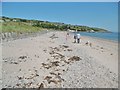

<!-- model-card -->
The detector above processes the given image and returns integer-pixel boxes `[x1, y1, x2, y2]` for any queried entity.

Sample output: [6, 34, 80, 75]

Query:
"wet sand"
[1, 31, 118, 88]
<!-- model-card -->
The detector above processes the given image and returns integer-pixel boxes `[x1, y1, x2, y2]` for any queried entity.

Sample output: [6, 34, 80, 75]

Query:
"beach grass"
[1, 21, 43, 33]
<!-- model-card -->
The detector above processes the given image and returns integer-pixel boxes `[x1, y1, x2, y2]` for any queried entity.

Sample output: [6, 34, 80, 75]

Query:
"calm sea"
[78, 32, 118, 42]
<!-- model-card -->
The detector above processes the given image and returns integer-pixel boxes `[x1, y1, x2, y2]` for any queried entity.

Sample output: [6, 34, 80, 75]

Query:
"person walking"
[74, 32, 77, 43]
[66, 31, 70, 41]
[73, 30, 78, 43]
[76, 33, 81, 43]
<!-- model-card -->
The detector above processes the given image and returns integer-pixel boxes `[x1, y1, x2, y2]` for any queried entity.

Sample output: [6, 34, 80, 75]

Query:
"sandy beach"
[1, 31, 118, 88]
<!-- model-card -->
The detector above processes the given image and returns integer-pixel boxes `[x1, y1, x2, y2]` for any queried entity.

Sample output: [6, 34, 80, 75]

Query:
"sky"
[2, 2, 118, 32]
[2, 0, 120, 2]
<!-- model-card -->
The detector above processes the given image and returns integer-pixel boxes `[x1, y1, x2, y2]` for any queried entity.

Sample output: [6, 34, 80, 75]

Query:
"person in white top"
[76, 33, 81, 43]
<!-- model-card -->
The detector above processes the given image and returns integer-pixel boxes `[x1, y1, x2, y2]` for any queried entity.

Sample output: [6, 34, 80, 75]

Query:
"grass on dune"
[1, 21, 43, 33]
[0, 23, 2, 33]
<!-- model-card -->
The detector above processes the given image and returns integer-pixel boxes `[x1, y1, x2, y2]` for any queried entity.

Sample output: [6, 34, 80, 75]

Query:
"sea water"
[78, 32, 118, 42]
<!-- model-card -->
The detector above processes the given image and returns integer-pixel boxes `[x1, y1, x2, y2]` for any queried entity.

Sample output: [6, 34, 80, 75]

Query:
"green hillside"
[1, 21, 42, 33]
[1, 16, 110, 33]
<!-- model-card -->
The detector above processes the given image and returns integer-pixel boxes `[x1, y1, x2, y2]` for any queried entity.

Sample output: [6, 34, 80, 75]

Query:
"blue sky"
[2, 2, 118, 32]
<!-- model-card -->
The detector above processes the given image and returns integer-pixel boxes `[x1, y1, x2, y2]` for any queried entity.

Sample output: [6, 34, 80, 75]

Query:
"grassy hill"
[2, 21, 43, 33]
[1, 16, 110, 33]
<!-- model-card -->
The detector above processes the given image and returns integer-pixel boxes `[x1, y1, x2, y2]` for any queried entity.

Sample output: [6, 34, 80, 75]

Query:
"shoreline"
[2, 31, 118, 88]
[2, 30, 118, 44]
[70, 31, 118, 43]
[81, 35, 118, 43]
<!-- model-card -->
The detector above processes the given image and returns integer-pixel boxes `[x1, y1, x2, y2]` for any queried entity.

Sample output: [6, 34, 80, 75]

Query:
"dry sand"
[1, 31, 118, 88]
